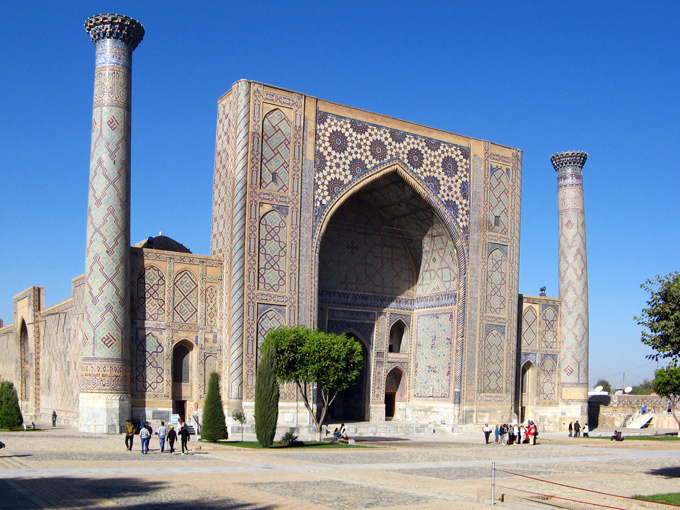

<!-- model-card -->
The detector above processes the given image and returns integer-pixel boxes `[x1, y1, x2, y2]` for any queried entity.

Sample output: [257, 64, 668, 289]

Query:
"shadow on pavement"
[1, 477, 276, 509]
[646, 466, 680, 478]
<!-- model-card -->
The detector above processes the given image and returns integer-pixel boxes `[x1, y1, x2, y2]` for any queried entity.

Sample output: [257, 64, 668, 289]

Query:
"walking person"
[568, 421, 573, 437]
[139, 423, 150, 454]
[514, 424, 521, 445]
[573, 420, 581, 438]
[494, 424, 500, 444]
[167, 425, 177, 454]
[52, 410, 57, 427]
[583, 423, 589, 438]
[157, 421, 168, 453]
[179, 424, 191, 454]
[483, 423, 492, 444]
[125, 419, 135, 451]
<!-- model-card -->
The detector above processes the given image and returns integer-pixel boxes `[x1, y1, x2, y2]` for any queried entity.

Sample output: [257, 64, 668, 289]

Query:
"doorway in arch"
[328, 333, 369, 422]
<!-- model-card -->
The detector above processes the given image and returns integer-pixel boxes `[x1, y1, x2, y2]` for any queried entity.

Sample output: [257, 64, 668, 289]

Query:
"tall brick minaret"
[80, 14, 144, 433]
[551, 151, 589, 418]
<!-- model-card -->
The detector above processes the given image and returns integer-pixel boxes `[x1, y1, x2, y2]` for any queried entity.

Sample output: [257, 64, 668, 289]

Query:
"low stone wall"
[589, 394, 672, 429]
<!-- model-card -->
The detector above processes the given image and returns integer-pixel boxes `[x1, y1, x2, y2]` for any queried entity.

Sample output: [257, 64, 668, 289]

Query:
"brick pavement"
[0, 425, 678, 509]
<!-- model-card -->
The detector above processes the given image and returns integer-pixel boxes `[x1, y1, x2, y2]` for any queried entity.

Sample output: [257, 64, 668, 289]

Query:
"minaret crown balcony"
[85, 14, 145, 50]
[550, 151, 588, 172]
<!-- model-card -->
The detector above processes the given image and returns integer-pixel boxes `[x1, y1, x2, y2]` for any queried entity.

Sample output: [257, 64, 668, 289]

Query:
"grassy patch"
[634, 493, 680, 504]
[0, 427, 43, 432]
[202, 440, 364, 449]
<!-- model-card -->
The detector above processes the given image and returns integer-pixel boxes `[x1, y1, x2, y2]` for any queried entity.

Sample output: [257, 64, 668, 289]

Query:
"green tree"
[232, 409, 247, 442]
[652, 366, 680, 432]
[631, 379, 655, 395]
[254, 342, 279, 447]
[262, 326, 363, 440]
[0, 381, 23, 430]
[635, 272, 680, 363]
[595, 379, 613, 394]
[201, 372, 228, 441]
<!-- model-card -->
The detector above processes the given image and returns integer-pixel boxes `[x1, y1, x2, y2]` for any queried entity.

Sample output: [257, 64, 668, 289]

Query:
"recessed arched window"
[389, 320, 407, 353]
[172, 343, 191, 383]
[20, 320, 29, 400]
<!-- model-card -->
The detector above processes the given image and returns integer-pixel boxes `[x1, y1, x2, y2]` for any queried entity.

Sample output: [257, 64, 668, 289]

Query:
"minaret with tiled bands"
[551, 151, 589, 411]
[80, 14, 144, 433]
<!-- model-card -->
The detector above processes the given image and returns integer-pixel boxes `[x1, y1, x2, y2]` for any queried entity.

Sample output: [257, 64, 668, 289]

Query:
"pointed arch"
[388, 319, 408, 354]
[314, 161, 466, 279]
[20, 319, 30, 401]
[385, 366, 407, 420]
[172, 339, 194, 384]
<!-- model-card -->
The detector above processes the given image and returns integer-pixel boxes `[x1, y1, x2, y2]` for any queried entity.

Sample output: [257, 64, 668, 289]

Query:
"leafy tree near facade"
[635, 272, 680, 363]
[254, 342, 279, 447]
[201, 372, 228, 441]
[0, 381, 23, 430]
[631, 379, 655, 395]
[595, 379, 613, 394]
[262, 326, 363, 440]
[652, 366, 680, 432]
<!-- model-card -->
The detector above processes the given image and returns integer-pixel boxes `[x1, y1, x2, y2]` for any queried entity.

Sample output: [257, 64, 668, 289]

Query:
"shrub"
[280, 430, 298, 445]
[255, 342, 279, 447]
[201, 372, 228, 441]
[0, 381, 23, 430]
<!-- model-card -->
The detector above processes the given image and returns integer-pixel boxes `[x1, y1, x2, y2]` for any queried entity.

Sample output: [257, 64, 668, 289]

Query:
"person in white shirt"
[157, 421, 168, 452]
[139, 423, 150, 454]
[483, 424, 492, 444]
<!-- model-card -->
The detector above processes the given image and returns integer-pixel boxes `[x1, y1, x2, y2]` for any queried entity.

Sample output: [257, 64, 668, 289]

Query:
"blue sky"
[1, 2, 678, 387]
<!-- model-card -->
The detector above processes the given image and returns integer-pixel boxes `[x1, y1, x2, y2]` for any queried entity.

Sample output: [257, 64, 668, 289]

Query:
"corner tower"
[551, 151, 589, 417]
[80, 14, 144, 433]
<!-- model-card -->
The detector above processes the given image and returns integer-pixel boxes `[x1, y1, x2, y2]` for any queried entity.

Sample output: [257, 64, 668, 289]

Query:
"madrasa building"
[0, 14, 591, 434]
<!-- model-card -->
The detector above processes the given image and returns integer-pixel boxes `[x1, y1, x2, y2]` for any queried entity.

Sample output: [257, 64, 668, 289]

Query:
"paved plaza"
[0, 425, 678, 509]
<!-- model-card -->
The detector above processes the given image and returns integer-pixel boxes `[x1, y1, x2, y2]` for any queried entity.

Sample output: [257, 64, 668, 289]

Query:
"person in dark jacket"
[167, 425, 178, 454]
[178, 424, 191, 454]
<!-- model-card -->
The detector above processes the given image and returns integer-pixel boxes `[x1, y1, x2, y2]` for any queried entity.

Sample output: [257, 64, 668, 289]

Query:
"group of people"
[567, 420, 589, 437]
[484, 422, 538, 445]
[125, 419, 192, 454]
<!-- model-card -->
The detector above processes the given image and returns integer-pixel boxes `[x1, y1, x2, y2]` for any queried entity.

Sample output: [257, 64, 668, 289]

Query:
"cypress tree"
[201, 372, 228, 441]
[0, 381, 23, 430]
[255, 342, 279, 447]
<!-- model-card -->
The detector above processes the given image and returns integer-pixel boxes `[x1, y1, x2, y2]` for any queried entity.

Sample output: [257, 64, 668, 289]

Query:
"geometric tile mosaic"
[414, 313, 452, 398]
[314, 112, 470, 234]
[261, 109, 290, 193]
[173, 270, 198, 323]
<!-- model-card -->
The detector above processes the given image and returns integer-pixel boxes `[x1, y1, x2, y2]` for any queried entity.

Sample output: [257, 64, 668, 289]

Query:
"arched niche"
[331, 331, 370, 422]
[20, 320, 30, 401]
[171, 340, 194, 421]
[385, 367, 406, 420]
[388, 320, 408, 354]
[519, 360, 536, 422]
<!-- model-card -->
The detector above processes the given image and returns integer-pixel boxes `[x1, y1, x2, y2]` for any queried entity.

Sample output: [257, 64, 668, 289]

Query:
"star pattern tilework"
[314, 112, 470, 233]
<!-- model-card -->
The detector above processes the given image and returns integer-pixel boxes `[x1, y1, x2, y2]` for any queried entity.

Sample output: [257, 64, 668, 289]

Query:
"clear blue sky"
[2, 2, 678, 387]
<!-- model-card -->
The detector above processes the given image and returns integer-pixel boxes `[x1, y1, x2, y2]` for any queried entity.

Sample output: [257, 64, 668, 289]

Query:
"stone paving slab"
[1, 426, 679, 509]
